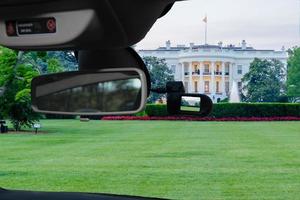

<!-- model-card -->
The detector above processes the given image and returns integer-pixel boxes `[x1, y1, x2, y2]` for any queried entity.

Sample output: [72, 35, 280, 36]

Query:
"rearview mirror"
[31, 68, 148, 115]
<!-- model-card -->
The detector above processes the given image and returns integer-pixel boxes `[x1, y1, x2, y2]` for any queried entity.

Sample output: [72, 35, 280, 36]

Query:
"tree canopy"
[0, 47, 40, 130]
[287, 47, 300, 102]
[143, 56, 174, 103]
[242, 58, 285, 102]
[0, 47, 73, 131]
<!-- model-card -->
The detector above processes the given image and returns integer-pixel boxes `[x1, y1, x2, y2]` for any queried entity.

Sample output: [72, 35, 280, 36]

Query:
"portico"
[180, 60, 233, 101]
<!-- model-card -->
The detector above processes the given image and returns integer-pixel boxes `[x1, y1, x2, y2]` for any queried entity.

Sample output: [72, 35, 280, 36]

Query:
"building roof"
[139, 43, 276, 52]
[156, 46, 188, 51]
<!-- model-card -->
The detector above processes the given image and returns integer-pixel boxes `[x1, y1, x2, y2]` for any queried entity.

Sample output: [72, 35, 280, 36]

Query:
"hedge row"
[44, 114, 76, 120]
[144, 103, 300, 118]
[103, 116, 300, 121]
[145, 104, 168, 117]
[44, 114, 101, 120]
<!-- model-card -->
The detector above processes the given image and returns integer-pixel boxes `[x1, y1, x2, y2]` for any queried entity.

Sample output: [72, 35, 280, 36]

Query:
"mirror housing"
[163, 82, 213, 117]
[167, 93, 213, 117]
[31, 68, 148, 116]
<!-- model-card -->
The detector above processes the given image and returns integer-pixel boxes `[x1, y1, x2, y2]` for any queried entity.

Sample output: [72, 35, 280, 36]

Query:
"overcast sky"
[137, 0, 300, 51]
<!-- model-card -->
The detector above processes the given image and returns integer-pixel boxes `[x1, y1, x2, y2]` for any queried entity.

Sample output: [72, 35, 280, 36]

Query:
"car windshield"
[0, 0, 300, 200]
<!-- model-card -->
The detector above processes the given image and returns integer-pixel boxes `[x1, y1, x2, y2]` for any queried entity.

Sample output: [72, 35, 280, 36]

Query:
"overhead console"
[0, 9, 96, 49]
[0, 0, 52, 6]
[0, 0, 180, 50]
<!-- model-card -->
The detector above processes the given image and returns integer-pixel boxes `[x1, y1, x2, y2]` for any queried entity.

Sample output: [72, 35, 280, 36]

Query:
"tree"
[143, 56, 174, 103]
[47, 58, 64, 73]
[19, 51, 73, 74]
[242, 58, 285, 102]
[0, 47, 40, 131]
[47, 51, 78, 71]
[0, 47, 75, 130]
[18, 51, 47, 74]
[287, 47, 300, 102]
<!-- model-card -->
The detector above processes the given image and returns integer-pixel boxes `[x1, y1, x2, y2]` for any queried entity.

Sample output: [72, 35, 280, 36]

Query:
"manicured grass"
[1, 120, 300, 200]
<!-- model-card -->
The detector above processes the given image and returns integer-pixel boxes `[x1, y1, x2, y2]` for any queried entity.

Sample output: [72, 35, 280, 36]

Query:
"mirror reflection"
[180, 96, 201, 112]
[35, 78, 142, 113]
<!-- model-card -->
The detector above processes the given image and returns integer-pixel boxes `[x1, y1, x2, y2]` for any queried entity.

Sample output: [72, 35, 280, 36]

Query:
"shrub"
[211, 103, 300, 118]
[102, 116, 300, 121]
[135, 110, 148, 117]
[142, 103, 300, 118]
[145, 104, 168, 117]
[45, 114, 76, 120]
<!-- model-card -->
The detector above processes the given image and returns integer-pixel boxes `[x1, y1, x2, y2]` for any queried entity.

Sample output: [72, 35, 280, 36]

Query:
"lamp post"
[33, 123, 41, 134]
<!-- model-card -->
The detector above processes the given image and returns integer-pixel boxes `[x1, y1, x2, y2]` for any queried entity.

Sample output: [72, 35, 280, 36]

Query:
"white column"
[222, 62, 226, 95]
[229, 63, 234, 92]
[189, 62, 193, 93]
[199, 62, 203, 93]
[211, 62, 216, 95]
[181, 63, 185, 83]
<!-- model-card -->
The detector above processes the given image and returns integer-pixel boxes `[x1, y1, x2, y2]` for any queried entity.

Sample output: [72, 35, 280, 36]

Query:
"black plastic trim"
[0, 189, 168, 200]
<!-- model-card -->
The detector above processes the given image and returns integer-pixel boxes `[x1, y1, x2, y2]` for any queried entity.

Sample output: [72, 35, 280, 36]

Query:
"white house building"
[138, 40, 288, 102]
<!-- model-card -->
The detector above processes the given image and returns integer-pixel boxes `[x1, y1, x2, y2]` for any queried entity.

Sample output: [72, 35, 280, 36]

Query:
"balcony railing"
[192, 71, 201, 75]
[183, 71, 230, 76]
[203, 72, 212, 75]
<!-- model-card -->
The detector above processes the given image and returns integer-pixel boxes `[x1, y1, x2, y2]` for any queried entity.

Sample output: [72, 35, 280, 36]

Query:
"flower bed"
[102, 116, 300, 122]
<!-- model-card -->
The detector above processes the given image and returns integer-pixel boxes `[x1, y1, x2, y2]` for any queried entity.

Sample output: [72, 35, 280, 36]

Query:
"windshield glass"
[0, 0, 299, 200]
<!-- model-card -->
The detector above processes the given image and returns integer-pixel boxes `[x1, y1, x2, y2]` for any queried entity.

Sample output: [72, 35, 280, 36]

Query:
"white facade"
[138, 40, 288, 102]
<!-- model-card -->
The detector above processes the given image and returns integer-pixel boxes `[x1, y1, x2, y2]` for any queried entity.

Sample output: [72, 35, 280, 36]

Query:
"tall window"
[237, 65, 243, 75]
[225, 82, 230, 94]
[216, 81, 220, 93]
[205, 81, 210, 93]
[216, 65, 221, 73]
[194, 65, 200, 75]
[171, 65, 176, 74]
[194, 65, 198, 71]
[225, 65, 230, 75]
[194, 81, 198, 93]
[184, 66, 189, 75]
[204, 64, 210, 73]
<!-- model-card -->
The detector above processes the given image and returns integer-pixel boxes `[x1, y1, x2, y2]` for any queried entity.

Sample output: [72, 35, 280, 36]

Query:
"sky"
[137, 0, 300, 51]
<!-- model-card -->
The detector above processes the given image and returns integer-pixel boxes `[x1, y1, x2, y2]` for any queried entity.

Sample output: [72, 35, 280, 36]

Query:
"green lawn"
[1, 120, 300, 200]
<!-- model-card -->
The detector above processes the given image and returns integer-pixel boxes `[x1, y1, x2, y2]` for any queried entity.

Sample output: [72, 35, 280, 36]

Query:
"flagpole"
[203, 14, 208, 45]
[205, 19, 207, 45]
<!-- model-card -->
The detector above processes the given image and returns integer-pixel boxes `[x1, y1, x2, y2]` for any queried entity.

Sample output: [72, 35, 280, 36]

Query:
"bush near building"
[44, 114, 77, 120]
[143, 103, 300, 118]
[211, 103, 300, 118]
[145, 104, 168, 117]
